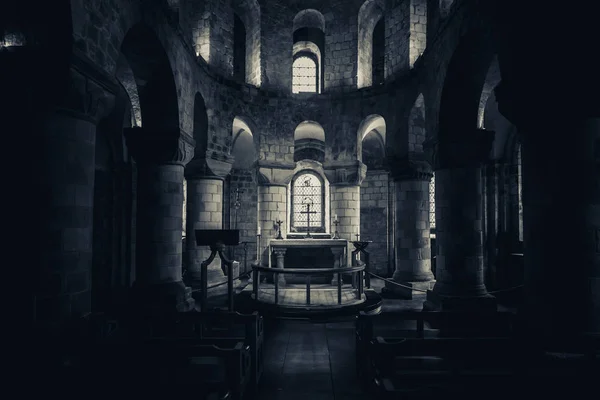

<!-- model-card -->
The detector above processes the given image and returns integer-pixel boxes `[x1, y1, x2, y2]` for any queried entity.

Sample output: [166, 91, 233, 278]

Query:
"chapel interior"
[6, 0, 600, 398]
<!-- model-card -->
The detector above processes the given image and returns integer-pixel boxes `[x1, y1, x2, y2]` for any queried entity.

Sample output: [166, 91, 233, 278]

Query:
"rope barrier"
[191, 271, 252, 293]
[367, 271, 524, 299]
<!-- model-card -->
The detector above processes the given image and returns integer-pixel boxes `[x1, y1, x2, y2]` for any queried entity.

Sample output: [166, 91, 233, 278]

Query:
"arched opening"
[294, 120, 326, 162]
[357, 0, 385, 88]
[292, 9, 325, 94]
[232, 0, 261, 86]
[231, 116, 256, 170]
[357, 114, 389, 275]
[357, 114, 386, 161]
[120, 24, 180, 132]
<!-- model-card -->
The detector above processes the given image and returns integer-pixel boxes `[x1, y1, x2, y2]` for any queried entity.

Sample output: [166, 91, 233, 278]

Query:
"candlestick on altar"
[332, 217, 340, 239]
[355, 233, 360, 241]
[275, 219, 284, 239]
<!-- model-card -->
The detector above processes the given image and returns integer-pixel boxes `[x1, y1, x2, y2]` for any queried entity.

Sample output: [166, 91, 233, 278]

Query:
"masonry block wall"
[229, 169, 259, 264]
[323, 4, 360, 91]
[331, 185, 361, 241]
[385, 0, 410, 78]
[258, 185, 287, 265]
[408, 94, 426, 153]
[394, 179, 431, 281]
[360, 171, 389, 275]
[190, 0, 234, 76]
[409, 0, 427, 67]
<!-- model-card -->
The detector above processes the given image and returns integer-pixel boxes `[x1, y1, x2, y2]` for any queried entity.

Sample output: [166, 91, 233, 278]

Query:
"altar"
[268, 239, 350, 284]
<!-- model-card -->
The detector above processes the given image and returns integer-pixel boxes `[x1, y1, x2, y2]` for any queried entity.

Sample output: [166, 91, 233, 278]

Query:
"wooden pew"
[134, 311, 264, 397]
[369, 337, 523, 400]
[75, 341, 251, 399]
[355, 310, 516, 380]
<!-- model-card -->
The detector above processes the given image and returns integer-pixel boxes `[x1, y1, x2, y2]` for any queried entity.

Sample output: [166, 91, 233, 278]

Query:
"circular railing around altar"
[251, 265, 366, 307]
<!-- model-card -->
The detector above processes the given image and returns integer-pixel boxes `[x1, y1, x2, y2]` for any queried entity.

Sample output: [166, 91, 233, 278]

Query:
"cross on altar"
[300, 200, 318, 238]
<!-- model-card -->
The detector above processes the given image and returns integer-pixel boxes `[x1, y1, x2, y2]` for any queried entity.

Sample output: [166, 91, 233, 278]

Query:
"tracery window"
[291, 171, 325, 232]
[292, 55, 318, 94]
[429, 173, 436, 229]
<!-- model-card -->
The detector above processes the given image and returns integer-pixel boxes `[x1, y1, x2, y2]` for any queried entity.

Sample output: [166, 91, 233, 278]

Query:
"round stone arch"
[357, 114, 386, 163]
[357, 0, 385, 89]
[438, 28, 495, 142]
[294, 120, 326, 163]
[119, 23, 180, 133]
[231, 115, 259, 169]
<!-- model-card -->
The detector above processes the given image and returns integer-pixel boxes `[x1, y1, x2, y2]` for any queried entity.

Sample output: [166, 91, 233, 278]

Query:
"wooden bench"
[369, 337, 524, 400]
[74, 341, 251, 399]
[131, 311, 264, 397]
[355, 310, 516, 380]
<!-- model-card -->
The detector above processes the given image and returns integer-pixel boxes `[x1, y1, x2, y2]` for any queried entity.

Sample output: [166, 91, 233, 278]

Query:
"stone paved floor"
[258, 319, 374, 400]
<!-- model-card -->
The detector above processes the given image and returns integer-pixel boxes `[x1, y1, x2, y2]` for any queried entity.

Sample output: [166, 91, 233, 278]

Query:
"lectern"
[195, 229, 240, 312]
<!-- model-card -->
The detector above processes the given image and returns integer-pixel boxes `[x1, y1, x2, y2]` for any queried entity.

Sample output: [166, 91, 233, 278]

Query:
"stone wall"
[331, 185, 361, 241]
[360, 171, 390, 275]
[410, 0, 427, 67]
[229, 169, 259, 265]
[258, 185, 287, 265]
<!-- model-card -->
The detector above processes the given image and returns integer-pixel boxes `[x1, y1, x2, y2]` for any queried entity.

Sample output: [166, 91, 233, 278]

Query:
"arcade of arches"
[6, 0, 599, 396]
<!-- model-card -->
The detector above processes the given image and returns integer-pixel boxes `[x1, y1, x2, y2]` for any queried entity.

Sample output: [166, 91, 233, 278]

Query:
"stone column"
[384, 159, 435, 299]
[273, 249, 287, 286]
[184, 156, 232, 289]
[423, 129, 496, 311]
[499, 100, 600, 335]
[124, 128, 196, 314]
[484, 162, 498, 289]
[35, 64, 115, 327]
[257, 184, 287, 267]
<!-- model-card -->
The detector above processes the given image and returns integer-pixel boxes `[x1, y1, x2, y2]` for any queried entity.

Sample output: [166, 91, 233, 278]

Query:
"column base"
[130, 281, 195, 315]
[382, 280, 435, 300]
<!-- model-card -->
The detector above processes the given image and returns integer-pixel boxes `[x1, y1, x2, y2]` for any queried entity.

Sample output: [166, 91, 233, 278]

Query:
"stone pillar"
[385, 159, 435, 299]
[257, 184, 287, 267]
[484, 162, 498, 289]
[423, 129, 496, 311]
[35, 64, 115, 327]
[124, 128, 196, 314]
[184, 156, 232, 289]
[273, 249, 287, 286]
[330, 185, 361, 241]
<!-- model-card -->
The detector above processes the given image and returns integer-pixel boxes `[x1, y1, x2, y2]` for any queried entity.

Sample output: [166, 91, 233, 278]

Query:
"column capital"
[124, 127, 195, 166]
[56, 64, 116, 124]
[323, 160, 367, 186]
[185, 152, 234, 179]
[423, 129, 494, 171]
[387, 155, 432, 181]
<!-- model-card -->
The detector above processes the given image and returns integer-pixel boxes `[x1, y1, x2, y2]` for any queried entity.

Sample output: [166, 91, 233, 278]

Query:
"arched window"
[291, 171, 325, 232]
[429, 173, 436, 230]
[293, 55, 318, 93]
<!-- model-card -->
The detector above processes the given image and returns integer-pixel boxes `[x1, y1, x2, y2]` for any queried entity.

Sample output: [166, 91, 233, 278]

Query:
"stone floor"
[258, 319, 373, 400]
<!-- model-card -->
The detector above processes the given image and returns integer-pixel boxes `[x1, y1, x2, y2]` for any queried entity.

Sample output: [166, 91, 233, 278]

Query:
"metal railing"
[251, 265, 366, 306]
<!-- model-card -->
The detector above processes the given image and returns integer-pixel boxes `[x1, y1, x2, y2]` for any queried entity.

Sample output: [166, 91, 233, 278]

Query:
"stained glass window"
[429, 173, 436, 229]
[292, 56, 317, 94]
[291, 172, 324, 231]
